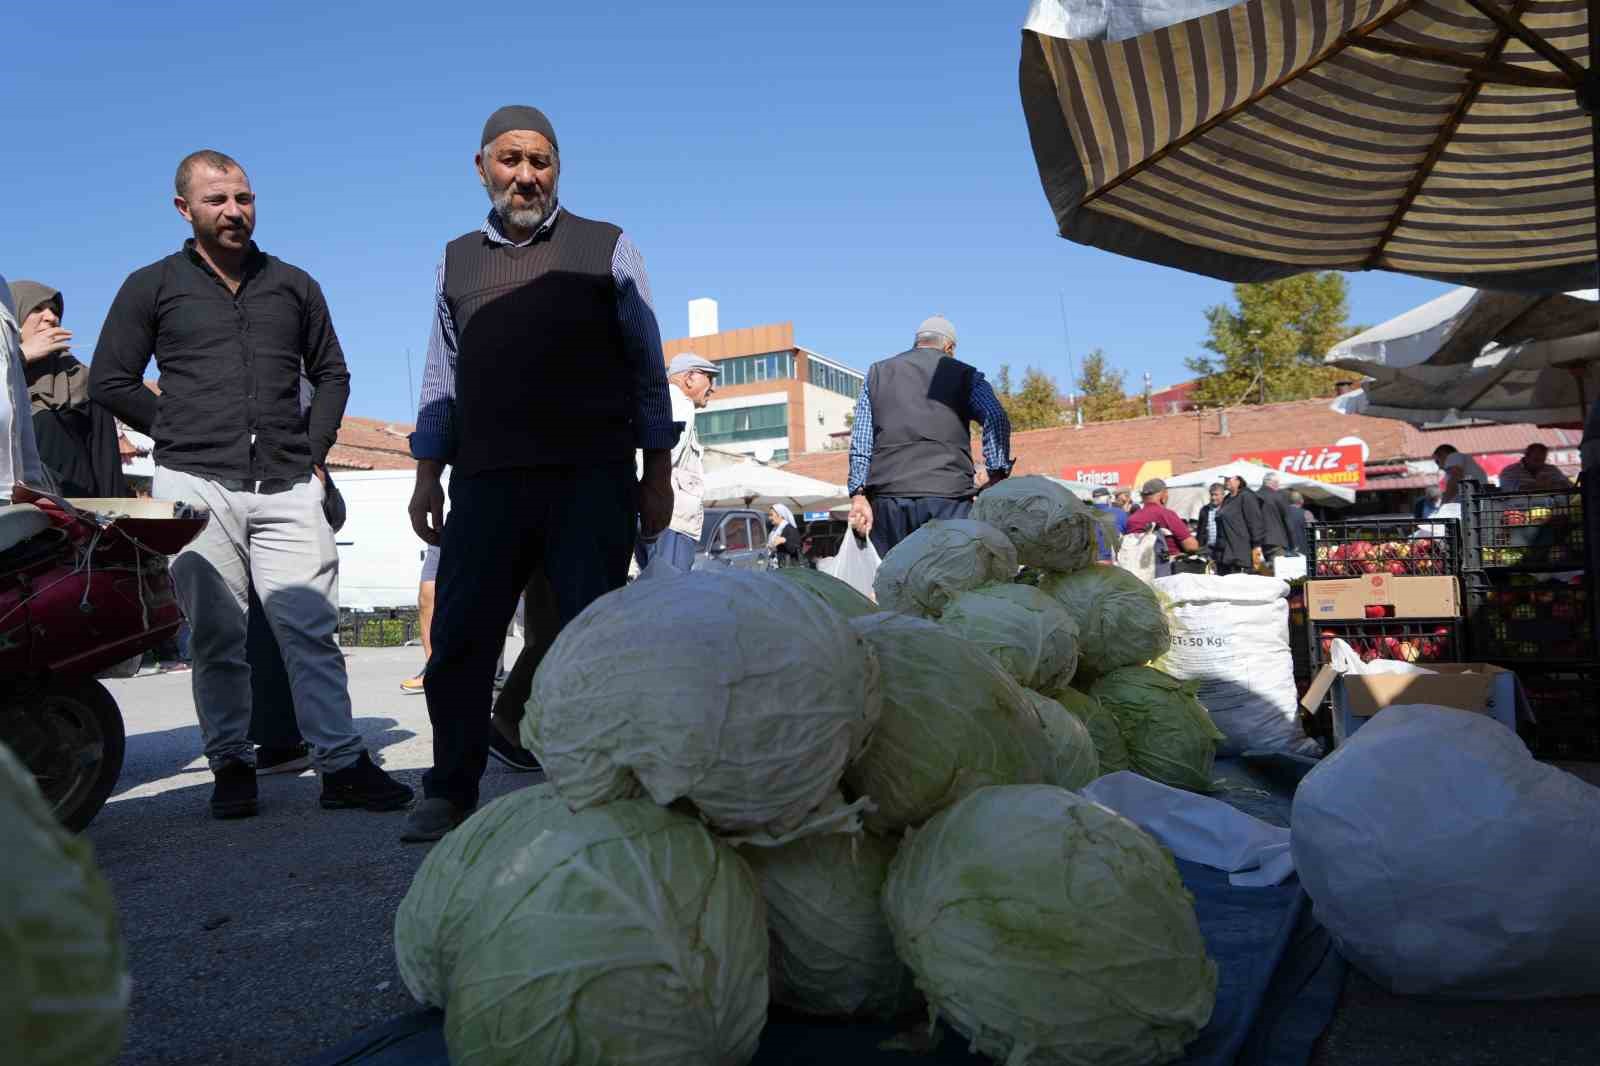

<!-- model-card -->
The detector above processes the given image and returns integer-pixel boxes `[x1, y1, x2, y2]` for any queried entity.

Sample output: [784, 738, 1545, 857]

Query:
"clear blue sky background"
[3, 1, 1454, 426]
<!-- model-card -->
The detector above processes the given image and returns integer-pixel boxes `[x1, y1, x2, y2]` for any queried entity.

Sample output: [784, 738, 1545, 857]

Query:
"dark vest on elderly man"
[444, 211, 631, 476]
[864, 346, 978, 499]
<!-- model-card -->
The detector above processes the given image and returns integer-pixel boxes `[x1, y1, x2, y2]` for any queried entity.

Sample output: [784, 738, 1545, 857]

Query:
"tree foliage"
[1075, 349, 1142, 423]
[994, 365, 1067, 431]
[1185, 273, 1360, 407]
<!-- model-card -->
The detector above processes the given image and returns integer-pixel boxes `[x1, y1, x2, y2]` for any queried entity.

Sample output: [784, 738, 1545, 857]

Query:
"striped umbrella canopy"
[1020, 0, 1600, 292]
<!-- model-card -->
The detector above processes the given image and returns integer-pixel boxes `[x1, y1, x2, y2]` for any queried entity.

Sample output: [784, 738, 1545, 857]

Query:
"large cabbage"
[774, 567, 878, 618]
[525, 570, 880, 835]
[1091, 667, 1223, 793]
[1021, 689, 1100, 790]
[938, 584, 1080, 691]
[0, 741, 128, 1066]
[883, 785, 1217, 1066]
[741, 832, 919, 1019]
[1040, 565, 1170, 681]
[844, 613, 1050, 832]
[873, 519, 1017, 618]
[1046, 685, 1131, 774]
[395, 784, 569, 1007]
[444, 799, 768, 1066]
[972, 476, 1101, 572]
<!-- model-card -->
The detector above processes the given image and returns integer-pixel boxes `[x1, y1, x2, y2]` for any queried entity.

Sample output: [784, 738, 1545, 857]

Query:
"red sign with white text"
[1062, 460, 1172, 489]
[1231, 446, 1365, 488]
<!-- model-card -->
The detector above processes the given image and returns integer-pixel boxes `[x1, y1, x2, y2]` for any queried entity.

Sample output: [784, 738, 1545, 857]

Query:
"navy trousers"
[423, 467, 636, 809]
[868, 495, 972, 558]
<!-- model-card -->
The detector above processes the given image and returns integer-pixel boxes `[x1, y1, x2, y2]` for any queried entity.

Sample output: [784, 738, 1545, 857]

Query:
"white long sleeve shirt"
[0, 275, 46, 498]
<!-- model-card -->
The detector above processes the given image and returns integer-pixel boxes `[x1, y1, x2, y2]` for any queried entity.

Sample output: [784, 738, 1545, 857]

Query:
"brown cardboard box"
[1300, 662, 1523, 746]
[1304, 574, 1460, 620]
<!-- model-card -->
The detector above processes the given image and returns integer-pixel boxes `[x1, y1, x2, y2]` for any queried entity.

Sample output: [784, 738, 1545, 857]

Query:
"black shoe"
[256, 743, 312, 775]
[320, 752, 414, 811]
[488, 726, 542, 773]
[211, 759, 259, 819]
[400, 797, 473, 843]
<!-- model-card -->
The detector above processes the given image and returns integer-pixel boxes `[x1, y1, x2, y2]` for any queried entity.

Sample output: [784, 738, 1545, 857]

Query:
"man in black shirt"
[90, 149, 411, 820]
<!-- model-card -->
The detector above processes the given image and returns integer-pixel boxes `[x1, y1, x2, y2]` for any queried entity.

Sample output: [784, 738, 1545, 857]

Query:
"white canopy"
[1164, 460, 1355, 520]
[701, 462, 848, 511]
[1327, 288, 1600, 427]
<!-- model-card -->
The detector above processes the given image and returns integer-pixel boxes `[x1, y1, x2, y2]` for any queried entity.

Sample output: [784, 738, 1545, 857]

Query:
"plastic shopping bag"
[1116, 529, 1159, 585]
[820, 531, 879, 601]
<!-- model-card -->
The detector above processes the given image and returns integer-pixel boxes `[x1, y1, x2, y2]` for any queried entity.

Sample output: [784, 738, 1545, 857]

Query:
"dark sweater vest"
[864, 347, 977, 498]
[444, 212, 630, 475]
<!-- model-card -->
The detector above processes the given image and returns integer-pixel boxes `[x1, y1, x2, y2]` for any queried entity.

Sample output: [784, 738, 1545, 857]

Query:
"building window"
[697, 403, 789, 445]
[771, 449, 789, 463]
[808, 358, 864, 398]
[714, 351, 795, 388]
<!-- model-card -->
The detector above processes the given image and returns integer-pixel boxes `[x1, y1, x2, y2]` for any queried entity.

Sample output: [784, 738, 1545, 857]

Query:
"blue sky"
[2, 1, 1454, 425]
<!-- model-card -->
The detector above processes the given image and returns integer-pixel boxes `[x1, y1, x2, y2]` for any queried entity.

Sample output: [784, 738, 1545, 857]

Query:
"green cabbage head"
[526, 569, 880, 836]
[1091, 667, 1224, 793]
[1045, 685, 1131, 775]
[938, 584, 1080, 691]
[394, 784, 569, 1007]
[1040, 565, 1170, 681]
[774, 567, 878, 618]
[873, 519, 1017, 618]
[845, 613, 1050, 832]
[0, 741, 128, 1066]
[882, 785, 1217, 1066]
[741, 832, 919, 1019]
[444, 798, 768, 1066]
[972, 475, 1102, 572]
[1021, 689, 1101, 790]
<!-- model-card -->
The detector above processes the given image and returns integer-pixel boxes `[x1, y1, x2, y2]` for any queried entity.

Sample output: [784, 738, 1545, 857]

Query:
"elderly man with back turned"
[1256, 472, 1294, 562]
[90, 150, 411, 819]
[1497, 443, 1572, 493]
[636, 352, 718, 574]
[403, 106, 678, 842]
[847, 315, 1013, 557]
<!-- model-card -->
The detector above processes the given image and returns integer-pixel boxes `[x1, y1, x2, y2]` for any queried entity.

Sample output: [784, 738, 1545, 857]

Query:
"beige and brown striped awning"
[1021, 0, 1600, 291]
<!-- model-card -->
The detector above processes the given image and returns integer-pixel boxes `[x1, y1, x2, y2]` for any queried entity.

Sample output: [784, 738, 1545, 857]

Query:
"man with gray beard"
[402, 105, 677, 842]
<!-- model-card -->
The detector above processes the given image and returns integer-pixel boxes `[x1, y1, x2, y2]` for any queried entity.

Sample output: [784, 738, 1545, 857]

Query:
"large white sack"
[1294, 706, 1600, 999]
[1154, 573, 1315, 756]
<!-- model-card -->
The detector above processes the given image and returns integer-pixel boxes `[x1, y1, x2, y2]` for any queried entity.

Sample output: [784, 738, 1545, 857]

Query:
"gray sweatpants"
[154, 466, 362, 773]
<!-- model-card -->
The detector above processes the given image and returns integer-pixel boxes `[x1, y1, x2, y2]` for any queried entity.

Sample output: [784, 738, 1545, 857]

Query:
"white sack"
[1155, 574, 1315, 755]
[1294, 705, 1600, 999]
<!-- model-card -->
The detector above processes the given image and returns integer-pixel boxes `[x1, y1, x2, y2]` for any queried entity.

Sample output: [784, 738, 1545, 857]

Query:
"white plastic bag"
[1271, 553, 1307, 580]
[1294, 705, 1600, 999]
[1326, 637, 1434, 678]
[820, 531, 879, 602]
[1155, 573, 1316, 755]
[1116, 529, 1159, 585]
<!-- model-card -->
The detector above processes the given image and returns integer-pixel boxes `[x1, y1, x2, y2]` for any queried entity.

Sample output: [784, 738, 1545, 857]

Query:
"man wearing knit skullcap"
[402, 105, 678, 841]
[845, 314, 1014, 556]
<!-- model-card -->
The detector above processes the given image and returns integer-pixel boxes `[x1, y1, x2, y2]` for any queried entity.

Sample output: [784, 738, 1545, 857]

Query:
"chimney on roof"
[688, 298, 719, 338]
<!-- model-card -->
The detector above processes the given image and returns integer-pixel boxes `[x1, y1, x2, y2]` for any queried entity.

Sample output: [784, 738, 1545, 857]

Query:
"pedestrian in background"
[767, 504, 805, 567]
[1257, 472, 1293, 563]
[636, 352, 717, 574]
[1114, 488, 1134, 515]
[1433, 443, 1488, 503]
[1496, 443, 1572, 493]
[1213, 483, 1258, 575]
[1412, 485, 1443, 520]
[1126, 478, 1200, 578]
[846, 315, 1013, 556]
[0, 273, 47, 498]
[1224, 474, 1267, 571]
[90, 149, 411, 820]
[400, 547, 439, 694]
[1090, 486, 1127, 562]
[403, 106, 677, 842]
[1285, 489, 1313, 558]
[1195, 482, 1225, 561]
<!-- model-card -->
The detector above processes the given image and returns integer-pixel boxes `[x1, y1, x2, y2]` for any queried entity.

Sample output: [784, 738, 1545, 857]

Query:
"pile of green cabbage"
[1021, 688, 1101, 790]
[872, 519, 1017, 617]
[972, 475, 1102, 572]
[1092, 666, 1224, 793]
[938, 584, 1079, 691]
[1041, 564, 1171, 681]
[775, 567, 877, 618]
[1, 741, 129, 1066]
[1046, 684, 1131, 774]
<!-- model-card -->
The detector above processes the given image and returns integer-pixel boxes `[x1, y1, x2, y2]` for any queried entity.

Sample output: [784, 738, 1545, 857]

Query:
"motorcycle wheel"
[1, 678, 126, 832]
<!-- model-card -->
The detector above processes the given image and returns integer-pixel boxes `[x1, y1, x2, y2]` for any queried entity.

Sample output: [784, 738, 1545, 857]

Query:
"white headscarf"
[767, 503, 796, 548]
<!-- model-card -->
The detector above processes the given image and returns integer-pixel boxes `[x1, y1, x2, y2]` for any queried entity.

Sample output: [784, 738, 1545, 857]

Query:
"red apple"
[1387, 561, 1408, 576]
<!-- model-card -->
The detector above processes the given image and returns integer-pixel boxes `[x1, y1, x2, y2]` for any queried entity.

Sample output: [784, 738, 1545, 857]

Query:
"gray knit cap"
[480, 105, 559, 151]
[917, 314, 957, 347]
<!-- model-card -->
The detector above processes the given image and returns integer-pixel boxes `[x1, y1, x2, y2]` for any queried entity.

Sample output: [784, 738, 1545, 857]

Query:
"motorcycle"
[0, 488, 207, 830]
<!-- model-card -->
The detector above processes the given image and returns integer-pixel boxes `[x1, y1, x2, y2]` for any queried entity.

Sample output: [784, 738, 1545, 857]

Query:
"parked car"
[695, 508, 772, 571]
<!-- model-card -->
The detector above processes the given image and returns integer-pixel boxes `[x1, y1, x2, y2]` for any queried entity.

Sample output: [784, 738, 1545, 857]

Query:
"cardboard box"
[1300, 662, 1525, 746]
[1305, 574, 1460, 620]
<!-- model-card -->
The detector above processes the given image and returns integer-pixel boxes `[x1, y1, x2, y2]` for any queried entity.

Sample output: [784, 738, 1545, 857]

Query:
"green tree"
[994, 364, 1066, 431]
[1075, 349, 1141, 423]
[1185, 273, 1360, 407]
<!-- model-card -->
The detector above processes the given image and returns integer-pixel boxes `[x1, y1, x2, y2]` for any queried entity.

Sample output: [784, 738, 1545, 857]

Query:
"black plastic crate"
[1464, 572, 1592, 662]
[1310, 518, 1460, 578]
[1306, 617, 1463, 668]
[1464, 486, 1584, 572]
[1517, 665, 1600, 760]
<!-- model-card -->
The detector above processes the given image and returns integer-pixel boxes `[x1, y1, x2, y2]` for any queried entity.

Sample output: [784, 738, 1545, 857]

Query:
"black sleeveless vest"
[864, 347, 977, 498]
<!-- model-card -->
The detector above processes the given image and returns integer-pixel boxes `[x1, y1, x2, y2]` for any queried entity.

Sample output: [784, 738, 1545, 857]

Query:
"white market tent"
[1164, 460, 1355, 521]
[701, 462, 848, 511]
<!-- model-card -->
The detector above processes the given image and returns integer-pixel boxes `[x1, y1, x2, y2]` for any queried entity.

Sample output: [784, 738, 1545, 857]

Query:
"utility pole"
[1059, 292, 1077, 425]
[1144, 371, 1153, 417]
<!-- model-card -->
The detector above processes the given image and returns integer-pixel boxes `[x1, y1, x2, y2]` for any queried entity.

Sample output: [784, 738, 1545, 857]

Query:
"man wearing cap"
[403, 106, 678, 841]
[636, 353, 717, 574]
[847, 315, 1013, 556]
[1126, 479, 1200, 577]
[1090, 486, 1128, 563]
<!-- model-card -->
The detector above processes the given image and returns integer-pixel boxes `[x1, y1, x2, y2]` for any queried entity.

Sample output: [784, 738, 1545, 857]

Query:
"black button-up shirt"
[89, 241, 351, 482]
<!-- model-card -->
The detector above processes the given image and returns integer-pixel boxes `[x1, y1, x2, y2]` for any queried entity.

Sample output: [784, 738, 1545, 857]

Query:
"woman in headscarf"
[0, 274, 47, 497]
[766, 503, 805, 567]
[8, 281, 129, 498]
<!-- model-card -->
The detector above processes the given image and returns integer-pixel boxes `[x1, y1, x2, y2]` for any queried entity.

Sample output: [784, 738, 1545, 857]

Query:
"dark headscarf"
[7, 280, 88, 415]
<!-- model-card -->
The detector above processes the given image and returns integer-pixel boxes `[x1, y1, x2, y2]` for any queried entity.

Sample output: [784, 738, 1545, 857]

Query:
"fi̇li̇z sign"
[1231, 446, 1365, 488]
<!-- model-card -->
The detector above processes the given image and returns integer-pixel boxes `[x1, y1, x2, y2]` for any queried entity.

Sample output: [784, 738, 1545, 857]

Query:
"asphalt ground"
[88, 646, 1600, 1066]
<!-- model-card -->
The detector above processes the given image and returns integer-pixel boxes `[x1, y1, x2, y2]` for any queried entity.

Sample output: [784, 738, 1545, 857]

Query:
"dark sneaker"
[488, 722, 542, 773]
[210, 759, 259, 819]
[256, 744, 312, 775]
[400, 797, 472, 843]
[320, 752, 414, 812]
